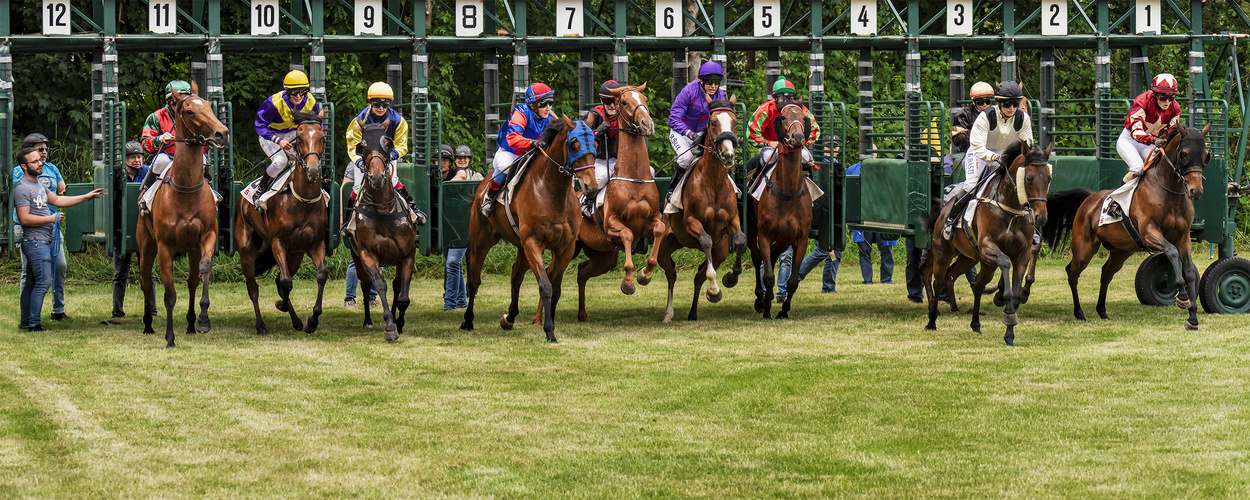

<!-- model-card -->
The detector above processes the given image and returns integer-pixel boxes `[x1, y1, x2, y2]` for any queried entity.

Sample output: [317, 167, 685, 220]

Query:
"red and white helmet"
[1151, 73, 1178, 94]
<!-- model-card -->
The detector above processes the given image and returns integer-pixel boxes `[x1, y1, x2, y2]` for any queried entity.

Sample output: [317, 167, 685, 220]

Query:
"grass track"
[2, 255, 1249, 497]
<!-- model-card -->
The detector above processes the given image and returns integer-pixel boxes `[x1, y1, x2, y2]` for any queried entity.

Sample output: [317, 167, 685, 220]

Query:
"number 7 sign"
[555, 0, 583, 37]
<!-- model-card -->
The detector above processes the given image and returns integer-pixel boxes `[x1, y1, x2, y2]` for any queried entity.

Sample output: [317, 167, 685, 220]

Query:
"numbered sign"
[149, 0, 177, 34]
[946, 0, 973, 35]
[555, 0, 583, 37]
[1041, 0, 1067, 36]
[754, 0, 781, 37]
[656, 0, 682, 37]
[355, 0, 382, 35]
[1135, 0, 1161, 34]
[42, 0, 71, 35]
[251, 0, 280, 35]
[456, 0, 484, 37]
[849, 0, 877, 36]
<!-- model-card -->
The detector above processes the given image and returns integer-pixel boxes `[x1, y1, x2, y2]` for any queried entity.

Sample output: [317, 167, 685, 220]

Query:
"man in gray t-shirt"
[13, 147, 101, 330]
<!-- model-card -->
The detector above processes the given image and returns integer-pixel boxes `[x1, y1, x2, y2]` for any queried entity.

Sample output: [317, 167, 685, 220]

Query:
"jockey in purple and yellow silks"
[252, 69, 323, 202]
[480, 82, 555, 217]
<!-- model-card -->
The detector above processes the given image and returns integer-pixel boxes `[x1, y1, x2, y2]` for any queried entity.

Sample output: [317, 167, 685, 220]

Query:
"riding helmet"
[698, 61, 724, 78]
[21, 133, 49, 148]
[994, 81, 1023, 100]
[283, 70, 310, 89]
[367, 82, 394, 100]
[1151, 73, 1179, 94]
[526, 83, 554, 105]
[440, 144, 455, 160]
[599, 80, 621, 100]
[165, 80, 191, 99]
[772, 78, 797, 95]
[455, 145, 472, 158]
[124, 141, 143, 157]
[970, 81, 994, 99]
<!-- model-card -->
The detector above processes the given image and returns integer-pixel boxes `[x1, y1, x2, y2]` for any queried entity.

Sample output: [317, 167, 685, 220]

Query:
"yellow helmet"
[367, 82, 394, 100]
[283, 70, 310, 89]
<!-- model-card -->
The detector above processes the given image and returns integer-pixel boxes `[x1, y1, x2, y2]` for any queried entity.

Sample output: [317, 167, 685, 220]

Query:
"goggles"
[973, 97, 993, 106]
[701, 77, 723, 86]
[997, 99, 1019, 109]
[535, 100, 554, 108]
[370, 99, 392, 109]
[34, 147, 48, 153]
[287, 88, 310, 97]
[600, 97, 617, 105]
[1154, 93, 1175, 102]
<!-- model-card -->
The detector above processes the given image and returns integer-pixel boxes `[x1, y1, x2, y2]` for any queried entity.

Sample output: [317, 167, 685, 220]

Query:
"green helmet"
[165, 80, 191, 99]
[772, 78, 796, 95]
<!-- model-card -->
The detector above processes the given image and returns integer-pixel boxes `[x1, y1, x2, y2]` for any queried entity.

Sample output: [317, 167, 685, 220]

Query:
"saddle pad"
[748, 165, 825, 202]
[1100, 177, 1139, 226]
[959, 179, 994, 228]
[664, 172, 741, 214]
[140, 167, 223, 209]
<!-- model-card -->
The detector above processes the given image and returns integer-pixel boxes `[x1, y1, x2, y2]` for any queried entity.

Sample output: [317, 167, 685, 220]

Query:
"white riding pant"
[260, 131, 297, 177]
[593, 158, 618, 187]
[150, 152, 173, 176]
[492, 150, 520, 177]
[759, 146, 814, 167]
[1116, 128, 1154, 175]
[669, 131, 696, 170]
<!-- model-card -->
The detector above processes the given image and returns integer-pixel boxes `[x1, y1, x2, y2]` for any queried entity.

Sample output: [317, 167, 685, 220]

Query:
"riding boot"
[942, 188, 974, 240]
[1121, 169, 1141, 184]
[480, 181, 504, 218]
[665, 166, 688, 205]
[396, 185, 427, 225]
[137, 169, 159, 212]
[340, 196, 356, 236]
[253, 174, 275, 205]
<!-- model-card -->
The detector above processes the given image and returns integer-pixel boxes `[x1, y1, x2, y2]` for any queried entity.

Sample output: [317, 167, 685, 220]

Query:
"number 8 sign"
[656, 0, 681, 37]
[456, 0, 484, 37]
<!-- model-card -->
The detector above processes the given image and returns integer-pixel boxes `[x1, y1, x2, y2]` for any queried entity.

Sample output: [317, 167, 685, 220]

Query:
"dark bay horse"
[348, 121, 418, 341]
[1044, 123, 1211, 330]
[460, 115, 599, 342]
[746, 101, 815, 320]
[137, 83, 230, 348]
[923, 141, 1053, 346]
[234, 111, 328, 336]
[564, 83, 662, 322]
[640, 97, 746, 322]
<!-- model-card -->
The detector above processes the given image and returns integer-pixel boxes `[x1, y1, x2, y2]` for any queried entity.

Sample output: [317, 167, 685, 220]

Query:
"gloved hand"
[531, 139, 548, 151]
[389, 149, 400, 161]
[595, 121, 610, 136]
[685, 130, 696, 140]
[414, 208, 428, 226]
[1154, 137, 1167, 148]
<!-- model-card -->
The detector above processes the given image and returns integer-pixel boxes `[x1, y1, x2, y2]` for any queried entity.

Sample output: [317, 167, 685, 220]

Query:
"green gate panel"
[843, 174, 861, 224]
[1048, 155, 1102, 192]
[439, 179, 480, 252]
[907, 160, 933, 248]
[119, 183, 141, 255]
[1099, 158, 1128, 191]
[61, 183, 97, 253]
[1194, 158, 1230, 244]
[858, 159, 909, 230]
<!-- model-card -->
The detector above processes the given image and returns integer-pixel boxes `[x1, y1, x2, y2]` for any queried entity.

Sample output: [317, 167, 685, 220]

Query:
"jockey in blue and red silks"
[665, 60, 727, 203]
[481, 82, 555, 217]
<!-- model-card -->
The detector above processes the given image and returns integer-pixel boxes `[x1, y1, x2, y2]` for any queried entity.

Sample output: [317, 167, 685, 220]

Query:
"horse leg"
[138, 229, 156, 335]
[684, 219, 723, 303]
[194, 233, 214, 334]
[392, 258, 414, 335]
[544, 243, 577, 343]
[304, 242, 328, 334]
[604, 216, 639, 295]
[1145, 228, 1197, 328]
[689, 259, 709, 322]
[968, 257, 999, 335]
[777, 238, 807, 320]
[1068, 221, 1100, 321]
[1020, 235, 1041, 304]
[723, 222, 747, 289]
[157, 245, 178, 348]
[240, 245, 268, 335]
[946, 255, 978, 314]
[639, 216, 670, 286]
[577, 248, 618, 323]
[185, 246, 201, 335]
[924, 245, 951, 331]
[1003, 250, 1031, 347]
[1181, 243, 1200, 331]
[361, 264, 394, 341]
[357, 255, 375, 329]
[270, 241, 302, 331]
[460, 233, 497, 331]
[1095, 249, 1132, 321]
[520, 239, 558, 342]
[750, 245, 765, 313]
[658, 238, 678, 323]
[756, 236, 776, 320]
[507, 252, 531, 330]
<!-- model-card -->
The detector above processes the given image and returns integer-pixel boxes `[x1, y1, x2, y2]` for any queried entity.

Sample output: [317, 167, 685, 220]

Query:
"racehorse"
[745, 100, 815, 320]
[348, 121, 418, 341]
[1043, 123, 1211, 330]
[923, 140, 1053, 346]
[560, 83, 662, 323]
[234, 110, 328, 336]
[460, 115, 599, 342]
[137, 81, 230, 348]
[639, 97, 746, 322]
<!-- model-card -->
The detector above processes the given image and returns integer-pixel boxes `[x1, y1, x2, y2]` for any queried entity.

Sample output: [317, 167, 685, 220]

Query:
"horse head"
[1160, 122, 1211, 201]
[292, 110, 324, 183]
[612, 83, 655, 137]
[555, 114, 600, 194]
[1005, 141, 1055, 227]
[704, 95, 739, 166]
[357, 120, 394, 198]
[170, 80, 229, 149]
[774, 101, 810, 150]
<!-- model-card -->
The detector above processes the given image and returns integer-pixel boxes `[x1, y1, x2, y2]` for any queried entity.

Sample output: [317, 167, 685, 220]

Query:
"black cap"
[21, 133, 49, 148]
[125, 141, 143, 157]
[439, 144, 455, 159]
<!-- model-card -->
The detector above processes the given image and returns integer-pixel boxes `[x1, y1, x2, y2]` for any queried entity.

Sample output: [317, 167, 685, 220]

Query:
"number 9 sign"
[456, 0, 484, 37]
[355, 0, 382, 36]
[656, 0, 681, 37]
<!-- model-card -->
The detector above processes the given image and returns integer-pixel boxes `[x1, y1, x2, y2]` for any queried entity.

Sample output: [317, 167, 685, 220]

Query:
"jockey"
[665, 61, 727, 202]
[943, 81, 1034, 236]
[138, 80, 197, 201]
[481, 82, 555, 217]
[950, 81, 995, 154]
[342, 82, 421, 224]
[253, 70, 323, 203]
[582, 79, 622, 217]
[746, 77, 820, 174]
[1119, 73, 1182, 183]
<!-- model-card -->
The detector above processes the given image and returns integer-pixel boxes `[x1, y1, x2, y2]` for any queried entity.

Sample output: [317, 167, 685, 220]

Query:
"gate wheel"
[1135, 252, 1178, 306]
[1199, 256, 1250, 314]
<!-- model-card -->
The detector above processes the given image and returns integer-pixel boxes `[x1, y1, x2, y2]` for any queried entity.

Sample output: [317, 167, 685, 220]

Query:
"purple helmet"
[698, 61, 724, 78]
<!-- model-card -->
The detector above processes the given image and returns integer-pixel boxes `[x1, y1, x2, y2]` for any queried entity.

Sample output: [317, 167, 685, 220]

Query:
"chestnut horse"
[1044, 123, 1211, 330]
[923, 140, 1052, 346]
[137, 83, 230, 348]
[348, 121, 418, 341]
[746, 101, 815, 320]
[234, 111, 328, 336]
[460, 115, 599, 342]
[640, 98, 746, 322]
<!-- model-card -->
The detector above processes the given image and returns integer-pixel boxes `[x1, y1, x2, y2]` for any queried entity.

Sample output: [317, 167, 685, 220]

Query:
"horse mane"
[538, 116, 566, 144]
[292, 110, 321, 125]
[996, 139, 1031, 171]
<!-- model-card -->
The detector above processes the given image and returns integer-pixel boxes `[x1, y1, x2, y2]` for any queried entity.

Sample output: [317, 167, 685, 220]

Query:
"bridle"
[1150, 135, 1206, 196]
[614, 94, 650, 136]
[356, 148, 397, 212]
[705, 106, 739, 165]
[535, 121, 597, 176]
[168, 94, 218, 147]
[777, 103, 807, 151]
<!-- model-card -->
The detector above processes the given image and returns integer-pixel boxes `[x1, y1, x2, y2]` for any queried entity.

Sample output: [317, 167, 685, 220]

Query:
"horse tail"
[1041, 188, 1094, 249]
[253, 247, 277, 276]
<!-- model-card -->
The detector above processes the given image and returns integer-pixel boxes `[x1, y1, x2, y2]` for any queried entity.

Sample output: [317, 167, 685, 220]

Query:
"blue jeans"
[344, 259, 377, 302]
[17, 229, 66, 314]
[857, 241, 895, 284]
[20, 239, 53, 328]
[444, 247, 468, 310]
[774, 247, 842, 296]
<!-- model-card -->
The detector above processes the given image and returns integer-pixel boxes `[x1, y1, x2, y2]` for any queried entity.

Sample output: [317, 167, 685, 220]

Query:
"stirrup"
[480, 196, 495, 217]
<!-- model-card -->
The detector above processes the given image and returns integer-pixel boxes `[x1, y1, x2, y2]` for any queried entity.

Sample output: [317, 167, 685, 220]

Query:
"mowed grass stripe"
[1, 255, 1249, 497]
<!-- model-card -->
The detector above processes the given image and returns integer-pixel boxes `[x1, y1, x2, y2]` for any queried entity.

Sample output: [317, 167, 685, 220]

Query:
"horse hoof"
[723, 273, 739, 288]
[195, 320, 211, 334]
[275, 300, 288, 312]
[637, 273, 651, 286]
[1002, 313, 1019, 326]
[992, 294, 1006, 308]
[1176, 299, 1192, 310]
[304, 318, 319, 334]
[621, 282, 636, 295]
[762, 313, 772, 320]
[291, 320, 304, 331]
[459, 321, 474, 331]
[925, 323, 936, 331]
[1004, 336, 1015, 347]
[1184, 320, 1199, 331]
[143, 329, 155, 335]
[384, 327, 399, 342]
[776, 310, 789, 320]
[707, 290, 723, 303]
[1074, 311, 1086, 321]
[256, 326, 269, 335]
[166, 343, 176, 349]
[754, 298, 766, 313]
[500, 315, 514, 330]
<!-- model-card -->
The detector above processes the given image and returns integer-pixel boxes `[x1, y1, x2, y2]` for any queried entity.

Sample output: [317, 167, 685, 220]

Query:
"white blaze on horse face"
[715, 112, 734, 158]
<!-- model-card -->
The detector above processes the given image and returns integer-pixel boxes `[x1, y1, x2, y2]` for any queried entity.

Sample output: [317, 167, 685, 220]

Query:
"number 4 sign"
[555, 0, 583, 37]
[755, 0, 780, 37]
[849, 0, 877, 36]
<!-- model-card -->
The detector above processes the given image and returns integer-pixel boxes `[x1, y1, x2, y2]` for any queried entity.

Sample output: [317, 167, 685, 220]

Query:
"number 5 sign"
[555, 0, 583, 37]
[755, 0, 780, 37]
[656, 0, 681, 37]
[849, 0, 877, 36]
[456, 0, 484, 37]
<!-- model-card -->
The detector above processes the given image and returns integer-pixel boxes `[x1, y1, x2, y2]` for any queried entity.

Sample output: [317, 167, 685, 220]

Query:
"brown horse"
[460, 115, 599, 342]
[746, 101, 815, 320]
[348, 121, 418, 341]
[1044, 123, 1211, 330]
[137, 82, 230, 348]
[639, 98, 746, 322]
[923, 140, 1053, 346]
[234, 111, 328, 336]
[562, 83, 662, 322]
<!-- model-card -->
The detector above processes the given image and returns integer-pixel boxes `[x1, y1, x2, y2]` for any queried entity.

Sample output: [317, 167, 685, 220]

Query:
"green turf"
[1, 254, 1249, 497]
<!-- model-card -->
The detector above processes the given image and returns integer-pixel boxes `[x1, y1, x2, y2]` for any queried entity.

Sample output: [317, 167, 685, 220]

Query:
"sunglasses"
[370, 100, 392, 109]
[601, 98, 616, 105]
[288, 88, 309, 97]
[973, 97, 993, 106]
[1155, 93, 1175, 102]
[702, 79, 723, 86]
[35, 147, 48, 153]
[997, 99, 1019, 109]
[536, 100, 554, 108]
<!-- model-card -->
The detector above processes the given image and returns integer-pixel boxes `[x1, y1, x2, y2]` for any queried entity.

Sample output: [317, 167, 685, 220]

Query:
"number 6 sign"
[656, 0, 681, 37]
[456, 0, 484, 37]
